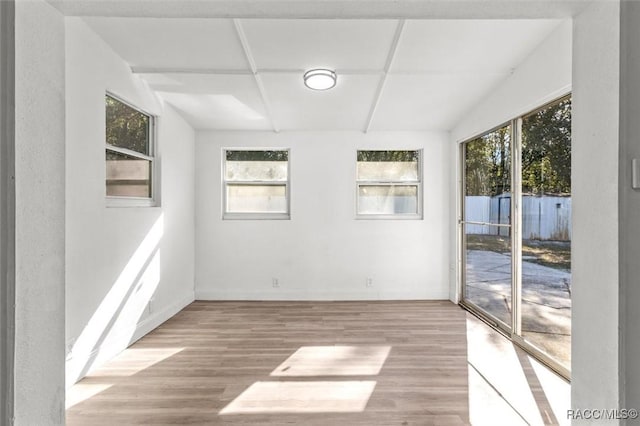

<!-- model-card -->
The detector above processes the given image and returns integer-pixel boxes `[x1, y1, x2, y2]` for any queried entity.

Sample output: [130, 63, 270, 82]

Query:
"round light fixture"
[303, 68, 337, 91]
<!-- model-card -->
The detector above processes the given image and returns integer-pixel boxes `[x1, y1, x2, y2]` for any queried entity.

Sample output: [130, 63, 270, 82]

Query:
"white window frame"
[356, 149, 423, 220]
[222, 148, 291, 220]
[105, 92, 158, 208]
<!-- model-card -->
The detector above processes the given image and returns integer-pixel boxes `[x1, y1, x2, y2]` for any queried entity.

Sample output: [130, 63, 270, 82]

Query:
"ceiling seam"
[364, 19, 405, 133]
[130, 67, 253, 75]
[233, 18, 280, 133]
[130, 67, 512, 76]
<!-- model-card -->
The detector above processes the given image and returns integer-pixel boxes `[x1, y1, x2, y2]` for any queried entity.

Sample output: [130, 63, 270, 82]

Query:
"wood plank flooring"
[66, 301, 470, 425]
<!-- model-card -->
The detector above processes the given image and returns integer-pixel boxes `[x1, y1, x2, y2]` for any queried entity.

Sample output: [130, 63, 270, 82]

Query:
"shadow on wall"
[66, 214, 165, 386]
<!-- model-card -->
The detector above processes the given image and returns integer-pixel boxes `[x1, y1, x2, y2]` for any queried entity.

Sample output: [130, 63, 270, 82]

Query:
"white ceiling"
[83, 17, 564, 131]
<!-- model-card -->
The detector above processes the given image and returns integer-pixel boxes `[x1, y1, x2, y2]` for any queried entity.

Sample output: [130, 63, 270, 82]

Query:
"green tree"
[465, 97, 571, 197]
[105, 95, 150, 155]
[521, 97, 571, 195]
[465, 125, 511, 196]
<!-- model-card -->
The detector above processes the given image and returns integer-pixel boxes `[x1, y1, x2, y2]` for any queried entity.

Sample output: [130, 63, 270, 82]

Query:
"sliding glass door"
[461, 95, 572, 378]
[462, 123, 513, 330]
[518, 97, 572, 373]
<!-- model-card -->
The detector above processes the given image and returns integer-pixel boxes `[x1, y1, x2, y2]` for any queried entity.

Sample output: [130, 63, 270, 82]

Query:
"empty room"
[2, 0, 640, 425]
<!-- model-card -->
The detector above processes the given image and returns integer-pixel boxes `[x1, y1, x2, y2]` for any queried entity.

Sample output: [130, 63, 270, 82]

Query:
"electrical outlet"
[272, 278, 279, 288]
[366, 278, 373, 288]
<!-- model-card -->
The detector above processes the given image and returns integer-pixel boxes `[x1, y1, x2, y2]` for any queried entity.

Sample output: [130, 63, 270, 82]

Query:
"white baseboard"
[131, 292, 194, 343]
[66, 291, 194, 388]
[195, 288, 448, 301]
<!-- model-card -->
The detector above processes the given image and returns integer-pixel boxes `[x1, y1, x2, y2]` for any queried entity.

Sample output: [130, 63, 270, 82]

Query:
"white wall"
[196, 131, 450, 300]
[449, 20, 572, 302]
[14, 0, 66, 423]
[65, 18, 195, 386]
[452, 19, 572, 142]
[572, 3, 621, 419]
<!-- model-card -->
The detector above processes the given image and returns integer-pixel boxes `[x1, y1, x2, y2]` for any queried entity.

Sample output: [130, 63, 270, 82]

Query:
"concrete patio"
[465, 249, 571, 370]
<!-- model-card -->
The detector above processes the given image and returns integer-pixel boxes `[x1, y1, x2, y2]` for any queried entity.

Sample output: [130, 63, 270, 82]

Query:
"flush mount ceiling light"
[303, 69, 337, 91]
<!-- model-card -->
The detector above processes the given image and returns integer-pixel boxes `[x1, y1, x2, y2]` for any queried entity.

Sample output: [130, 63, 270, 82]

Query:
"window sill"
[223, 213, 290, 220]
[106, 197, 159, 208]
[355, 214, 423, 220]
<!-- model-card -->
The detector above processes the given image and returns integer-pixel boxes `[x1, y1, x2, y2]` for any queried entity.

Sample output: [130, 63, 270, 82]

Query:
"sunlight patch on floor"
[466, 313, 570, 425]
[270, 345, 391, 377]
[87, 347, 185, 377]
[66, 383, 113, 409]
[468, 365, 527, 426]
[219, 381, 377, 414]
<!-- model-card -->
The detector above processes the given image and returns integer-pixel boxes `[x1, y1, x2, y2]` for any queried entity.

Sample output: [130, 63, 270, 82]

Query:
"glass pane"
[520, 97, 571, 371]
[106, 150, 151, 198]
[357, 185, 418, 215]
[464, 224, 512, 326]
[225, 161, 288, 181]
[357, 150, 419, 181]
[464, 125, 511, 224]
[225, 150, 288, 181]
[105, 95, 150, 155]
[226, 184, 287, 214]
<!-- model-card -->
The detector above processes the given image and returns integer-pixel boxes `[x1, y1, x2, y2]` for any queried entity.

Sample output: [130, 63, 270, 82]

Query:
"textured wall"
[14, 0, 66, 423]
[571, 2, 621, 419]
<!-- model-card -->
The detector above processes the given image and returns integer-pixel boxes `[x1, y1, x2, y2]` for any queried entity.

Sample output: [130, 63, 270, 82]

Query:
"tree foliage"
[465, 125, 511, 196]
[105, 95, 150, 155]
[357, 150, 419, 162]
[465, 97, 571, 197]
[226, 150, 289, 161]
[521, 98, 571, 195]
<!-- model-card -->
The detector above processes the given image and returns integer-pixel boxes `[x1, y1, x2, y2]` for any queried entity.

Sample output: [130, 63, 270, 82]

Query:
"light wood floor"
[67, 301, 470, 425]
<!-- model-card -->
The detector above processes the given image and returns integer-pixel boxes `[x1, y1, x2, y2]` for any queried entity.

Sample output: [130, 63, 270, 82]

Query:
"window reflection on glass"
[357, 150, 419, 182]
[358, 185, 418, 215]
[226, 184, 287, 213]
[106, 150, 151, 198]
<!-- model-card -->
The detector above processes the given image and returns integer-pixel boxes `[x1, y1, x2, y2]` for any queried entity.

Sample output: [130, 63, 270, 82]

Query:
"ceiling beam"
[364, 19, 405, 133]
[131, 67, 253, 75]
[130, 67, 384, 76]
[131, 67, 513, 77]
[233, 19, 279, 133]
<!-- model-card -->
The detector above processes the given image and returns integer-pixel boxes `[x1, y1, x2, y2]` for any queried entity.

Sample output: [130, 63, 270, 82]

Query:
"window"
[223, 149, 290, 219]
[356, 150, 422, 218]
[105, 93, 156, 205]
